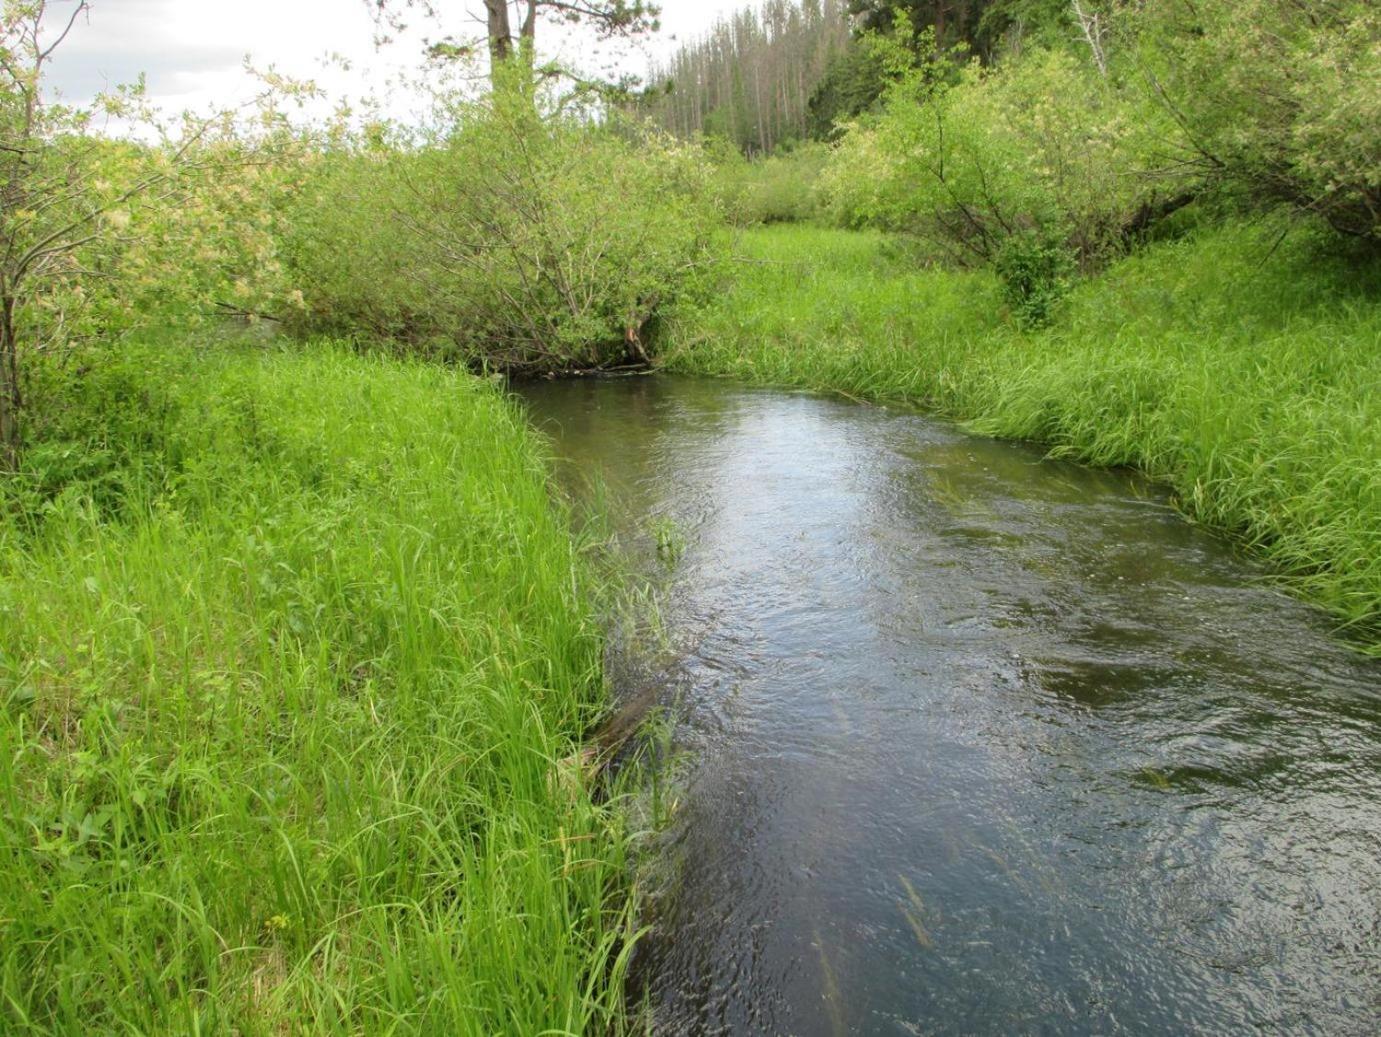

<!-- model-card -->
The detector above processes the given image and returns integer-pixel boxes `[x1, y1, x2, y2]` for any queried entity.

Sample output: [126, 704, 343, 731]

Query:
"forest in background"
[639, 0, 1077, 153]
[641, 0, 852, 154]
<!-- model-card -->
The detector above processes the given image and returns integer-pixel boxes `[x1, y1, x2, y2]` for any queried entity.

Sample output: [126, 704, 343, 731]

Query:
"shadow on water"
[518, 376, 1381, 1036]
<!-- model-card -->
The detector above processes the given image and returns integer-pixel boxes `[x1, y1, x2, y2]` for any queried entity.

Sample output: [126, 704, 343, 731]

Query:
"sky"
[42, 0, 755, 121]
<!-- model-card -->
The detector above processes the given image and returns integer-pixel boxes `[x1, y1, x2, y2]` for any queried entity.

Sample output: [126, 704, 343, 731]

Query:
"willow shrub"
[711, 142, 832, 226]
[286, 85, 725, 373]
[1134, 0, 1381, 241]
[821, 46, 1171, 264]
[824, 3, 1380, 260]
[820, 42, 1177, 324]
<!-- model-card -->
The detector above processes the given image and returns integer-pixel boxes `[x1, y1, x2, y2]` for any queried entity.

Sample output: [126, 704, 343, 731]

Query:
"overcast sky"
[42, 0, 754, 121]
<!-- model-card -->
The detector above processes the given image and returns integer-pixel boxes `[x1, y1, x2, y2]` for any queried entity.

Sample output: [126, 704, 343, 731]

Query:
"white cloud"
[41, 0, 763, 121]
[45, 0, 401, 113]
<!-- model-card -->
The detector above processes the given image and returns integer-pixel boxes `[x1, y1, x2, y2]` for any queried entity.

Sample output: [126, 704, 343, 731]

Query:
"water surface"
[520, 376, 1381, 1036]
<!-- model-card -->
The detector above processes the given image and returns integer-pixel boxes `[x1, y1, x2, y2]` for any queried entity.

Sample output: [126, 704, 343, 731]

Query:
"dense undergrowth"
[283, 85, 725, 373]
[0, 342, 633, 1034]
[664, 221, 1381, 649]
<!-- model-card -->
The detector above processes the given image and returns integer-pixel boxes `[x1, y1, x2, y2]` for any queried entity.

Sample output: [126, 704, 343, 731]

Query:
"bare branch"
[37, 0, 89, 64]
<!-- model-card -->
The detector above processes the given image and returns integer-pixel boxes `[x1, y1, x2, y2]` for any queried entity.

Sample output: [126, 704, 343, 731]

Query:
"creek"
[520, 376, 1380, 1036]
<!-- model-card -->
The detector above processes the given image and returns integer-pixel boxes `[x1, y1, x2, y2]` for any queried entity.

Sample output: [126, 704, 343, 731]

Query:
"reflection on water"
[519, 376, 1381, 1036]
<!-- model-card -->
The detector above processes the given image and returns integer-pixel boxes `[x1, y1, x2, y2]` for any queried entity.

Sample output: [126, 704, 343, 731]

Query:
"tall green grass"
[664, 222, 1381, 648]
[0, 343, 633, 1033]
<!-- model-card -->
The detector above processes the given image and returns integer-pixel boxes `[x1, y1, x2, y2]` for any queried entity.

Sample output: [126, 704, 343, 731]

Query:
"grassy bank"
[664, 222, 1381, 649]
[0, 343, 632, 1033]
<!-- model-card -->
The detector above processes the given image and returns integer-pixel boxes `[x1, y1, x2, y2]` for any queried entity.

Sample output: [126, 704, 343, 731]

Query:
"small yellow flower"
[263, 914, 292, 933]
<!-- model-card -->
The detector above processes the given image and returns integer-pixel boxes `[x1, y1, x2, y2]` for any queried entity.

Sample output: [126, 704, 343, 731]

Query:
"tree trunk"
[485, 0, 514, 77]
[0, 296, 21, 472]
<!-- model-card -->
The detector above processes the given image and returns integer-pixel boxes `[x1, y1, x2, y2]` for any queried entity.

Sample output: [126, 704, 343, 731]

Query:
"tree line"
[640, 0, 853, 155]
[637, 1, 1083, 154]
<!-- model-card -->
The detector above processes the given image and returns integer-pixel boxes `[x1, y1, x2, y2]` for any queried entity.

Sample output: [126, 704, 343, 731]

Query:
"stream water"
[519, 376, 1381, 1036]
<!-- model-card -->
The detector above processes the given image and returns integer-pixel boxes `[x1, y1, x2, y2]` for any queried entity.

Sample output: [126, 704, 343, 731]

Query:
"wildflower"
[263, 914, 292, 934]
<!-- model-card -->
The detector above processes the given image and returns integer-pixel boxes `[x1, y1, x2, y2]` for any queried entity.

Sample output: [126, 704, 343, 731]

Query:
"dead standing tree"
[1070, 0, 1108, 77]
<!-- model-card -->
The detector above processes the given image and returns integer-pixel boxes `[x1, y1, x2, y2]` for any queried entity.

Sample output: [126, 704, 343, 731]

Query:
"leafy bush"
[822, 43, 1173, 265]
[286, 79, 725, 372]
[711, 143, 831, 225]
[1134, 0, 1381, 241]
[993, 230, 1075, 326]
[1, 0, 309, 470]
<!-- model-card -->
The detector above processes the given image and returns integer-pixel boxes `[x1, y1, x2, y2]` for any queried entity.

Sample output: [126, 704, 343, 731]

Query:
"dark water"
[519, 376, 1381, 1036]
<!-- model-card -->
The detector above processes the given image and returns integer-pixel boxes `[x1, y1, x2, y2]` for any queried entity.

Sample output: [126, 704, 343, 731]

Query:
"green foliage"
[0, 342, 635, 1032]
[711, 143, 831, 225]
[822, 42, 1173, 264]
[818, 0, 1380, 325]
[993, 230, 1074, 326]
[848, 0, 988, 51]
[3, 124, 303, 339]
[1134, 0, 1381, 240]
[665, 222, 1381, 646]
[278, 139, 434, 345]
[841, 0, 1076, 63]
[287, 79, 724, 372]
[973, 0, 1071, 56]
[829, 0, 1380, 265]
[3, 343, 191, 521]
[0, 0, 311, 468]
[806, 44, 888, 139]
